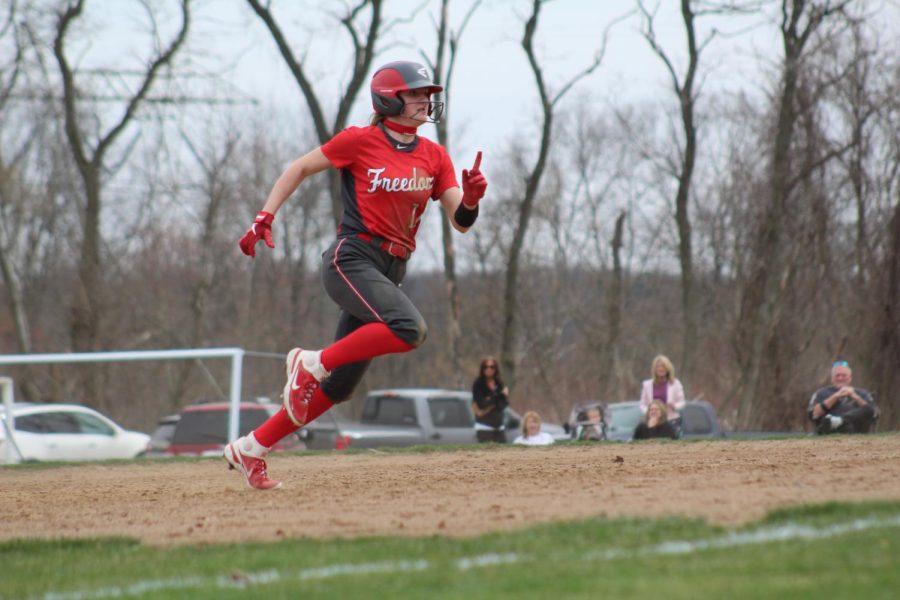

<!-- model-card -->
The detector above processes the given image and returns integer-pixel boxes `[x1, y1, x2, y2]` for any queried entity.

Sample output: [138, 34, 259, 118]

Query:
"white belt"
[475, 422, 504, 431]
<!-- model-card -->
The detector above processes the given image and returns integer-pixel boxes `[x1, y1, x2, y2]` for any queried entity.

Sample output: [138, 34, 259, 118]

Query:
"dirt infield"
[2, 435, 899, 546]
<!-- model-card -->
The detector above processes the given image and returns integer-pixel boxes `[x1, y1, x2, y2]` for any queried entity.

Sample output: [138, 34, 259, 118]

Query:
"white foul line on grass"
[34, 514, 900, 600]
[456, 552, 520, 571]
[587, 513, 900, 561]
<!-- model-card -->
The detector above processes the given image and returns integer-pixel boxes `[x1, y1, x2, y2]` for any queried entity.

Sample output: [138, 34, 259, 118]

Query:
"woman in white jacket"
[639, 355, 685, 430]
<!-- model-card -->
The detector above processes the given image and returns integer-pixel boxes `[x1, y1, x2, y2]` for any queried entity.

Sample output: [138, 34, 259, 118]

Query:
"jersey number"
[408, 203, 423, 231]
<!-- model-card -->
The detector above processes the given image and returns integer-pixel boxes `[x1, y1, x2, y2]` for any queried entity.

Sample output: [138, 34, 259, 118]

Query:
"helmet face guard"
[371, 61, 444, 123]
[401, 99, 445, 123]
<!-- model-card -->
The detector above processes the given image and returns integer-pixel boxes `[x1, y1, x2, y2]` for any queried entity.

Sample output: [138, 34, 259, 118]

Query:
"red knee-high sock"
[305, 389, 335, 425]
[320, 322, 415, 371]
[253, 409, 297, 447]
[254, 391, 335, 448]
[256, 322, 409, 448]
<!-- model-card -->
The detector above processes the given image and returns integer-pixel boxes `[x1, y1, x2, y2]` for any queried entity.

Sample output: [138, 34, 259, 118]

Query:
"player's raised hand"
[238, 211, 275, 257]
[461, 151, 487, 208]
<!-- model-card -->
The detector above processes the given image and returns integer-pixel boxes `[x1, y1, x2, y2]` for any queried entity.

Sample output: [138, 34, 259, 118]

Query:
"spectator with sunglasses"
[808, 360, 878, 434]
[472, 356, 510, 443]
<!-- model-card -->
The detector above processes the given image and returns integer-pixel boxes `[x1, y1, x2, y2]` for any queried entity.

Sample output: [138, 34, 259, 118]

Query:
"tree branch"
[94, 0, 191, 167]
[551, 7, 629, 106]
[245, 0, 330, 141]
[53, 0, 91, 175]
[336, 0, 383, 129]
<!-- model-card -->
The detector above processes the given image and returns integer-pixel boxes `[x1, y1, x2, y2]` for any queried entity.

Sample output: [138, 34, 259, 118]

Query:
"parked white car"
[0, 403, 150, 464]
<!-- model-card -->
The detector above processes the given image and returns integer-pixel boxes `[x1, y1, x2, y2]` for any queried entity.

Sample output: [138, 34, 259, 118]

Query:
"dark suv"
[167, 399, 302, 456]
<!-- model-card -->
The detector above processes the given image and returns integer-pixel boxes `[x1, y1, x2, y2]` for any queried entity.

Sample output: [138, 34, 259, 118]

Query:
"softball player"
[226, 61, 488, 489]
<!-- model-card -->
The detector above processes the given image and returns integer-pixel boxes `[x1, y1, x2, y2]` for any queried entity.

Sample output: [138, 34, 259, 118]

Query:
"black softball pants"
[318, 236, 427, 403]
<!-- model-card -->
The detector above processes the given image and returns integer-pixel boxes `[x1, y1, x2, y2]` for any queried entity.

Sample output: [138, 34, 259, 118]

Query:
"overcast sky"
[52, 0, 900, 168]
[196, 0, 776, 156]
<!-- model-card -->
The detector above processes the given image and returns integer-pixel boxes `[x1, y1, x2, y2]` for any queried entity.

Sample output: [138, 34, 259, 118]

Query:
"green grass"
[2, 501, 898, 600]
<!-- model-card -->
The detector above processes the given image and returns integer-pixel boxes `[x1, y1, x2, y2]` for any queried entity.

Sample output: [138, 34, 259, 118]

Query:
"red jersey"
[321, 125, 458, 253]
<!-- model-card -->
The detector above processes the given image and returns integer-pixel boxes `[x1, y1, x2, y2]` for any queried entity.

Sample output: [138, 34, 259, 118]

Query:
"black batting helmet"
[370, 61, 443, 117]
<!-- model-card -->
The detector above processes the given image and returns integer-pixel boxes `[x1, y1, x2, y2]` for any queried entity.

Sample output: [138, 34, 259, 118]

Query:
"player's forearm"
[442, 189, 475, 232]
[263, 160, 307, 214]
[453, 202, 478, 230]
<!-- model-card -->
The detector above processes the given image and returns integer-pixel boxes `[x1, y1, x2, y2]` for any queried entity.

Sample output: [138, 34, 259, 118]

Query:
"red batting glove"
[238, 211, 275, 257]
[461, 151, 487, 208]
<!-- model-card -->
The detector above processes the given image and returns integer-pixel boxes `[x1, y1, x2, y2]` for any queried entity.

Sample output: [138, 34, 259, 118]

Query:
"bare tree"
[245, 0, 383, 225]
[544, 105, 636, 402]
[839, 25, 877, 287]
[50, 0, 190, 406]
[875, 183, 900, 427]
[636, 0, 719, 379]
[499, 0, 616, 386]
[0, 1, 30, 354]
[867, 47, 900, 428]
[164, 129, 241, 406]
[599, 211, 627, 399]
[420, 0, 483, 387]
[53, 0, 190, 352]
[1, 2, 85, 402]
[733, 0, 852, 427]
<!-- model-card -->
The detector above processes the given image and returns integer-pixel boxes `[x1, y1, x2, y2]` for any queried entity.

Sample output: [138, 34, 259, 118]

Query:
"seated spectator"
[808, 360, 878, 434]
[639, 354, 686, 430]
[513, 411, 555, 446]
[633, 400, 679, 440]
[575, 406, 605, 441]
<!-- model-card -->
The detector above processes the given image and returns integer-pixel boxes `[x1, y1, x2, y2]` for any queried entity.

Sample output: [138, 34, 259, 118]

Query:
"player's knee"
[322, 380, 356, 404]
[409, 318, 427, 348]
[400, 318, 427, 348]
[389, 317, 427, 348]
[321, 365, 368, 404]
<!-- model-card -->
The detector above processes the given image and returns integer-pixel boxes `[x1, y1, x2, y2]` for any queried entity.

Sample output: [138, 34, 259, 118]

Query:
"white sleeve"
[639, 380, 651, 413]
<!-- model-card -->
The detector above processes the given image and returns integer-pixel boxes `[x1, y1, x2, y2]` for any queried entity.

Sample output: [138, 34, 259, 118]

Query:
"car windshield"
[172, 409, 269, 444]
[361, 395, 417, 426]
[428, 397, 473, 428]
[607, 405, 643, 435]
[150, 423, 177, 445]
